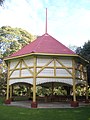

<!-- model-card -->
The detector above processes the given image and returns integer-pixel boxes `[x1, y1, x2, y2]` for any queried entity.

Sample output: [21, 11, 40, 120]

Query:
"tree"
[75, 47, 82, 55]
[0, 26, 36, 57]
[76, 41, 90, 61]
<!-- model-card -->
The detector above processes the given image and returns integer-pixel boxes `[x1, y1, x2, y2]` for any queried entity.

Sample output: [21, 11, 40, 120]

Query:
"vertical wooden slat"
[6, 61, 10, 100]
[54, 58, 56, 77]
[19, 59, 22, 77]
[10, 85, 12, 99]
[72, 59, 76, 102]
[33, 56, 37, 102]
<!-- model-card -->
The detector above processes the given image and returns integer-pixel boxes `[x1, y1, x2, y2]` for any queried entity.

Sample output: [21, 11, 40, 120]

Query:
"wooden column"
[6, 79, 9, 100]
[33, 56, 37, 102]
[10, 85, 13, 99]
[5, 62, 11, 104]
[86, 81, 88, 100]
[72, 60, 76, 102]
[85, 71, 89, 103]
[71, 59, 79, 107]
[6, 62, 10, 100]
[31, 56, 37, 108]
[54, 58, 56, 77]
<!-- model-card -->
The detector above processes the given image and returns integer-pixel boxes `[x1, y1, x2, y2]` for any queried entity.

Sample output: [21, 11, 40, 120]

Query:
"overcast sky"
[0, 0, 90, 47]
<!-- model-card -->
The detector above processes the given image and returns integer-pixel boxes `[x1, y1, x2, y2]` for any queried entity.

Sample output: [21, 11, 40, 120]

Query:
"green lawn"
[0, 105, 90, 120]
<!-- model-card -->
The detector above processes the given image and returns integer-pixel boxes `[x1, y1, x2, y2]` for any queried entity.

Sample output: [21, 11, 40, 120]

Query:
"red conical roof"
[10, 33, 75, 58]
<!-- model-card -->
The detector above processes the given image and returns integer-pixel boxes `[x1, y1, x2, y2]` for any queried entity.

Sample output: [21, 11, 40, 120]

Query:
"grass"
[0, 105, 90, 120]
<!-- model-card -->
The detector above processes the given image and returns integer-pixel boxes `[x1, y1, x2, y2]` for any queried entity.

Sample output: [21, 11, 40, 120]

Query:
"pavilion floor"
[5, 100, 90, 108]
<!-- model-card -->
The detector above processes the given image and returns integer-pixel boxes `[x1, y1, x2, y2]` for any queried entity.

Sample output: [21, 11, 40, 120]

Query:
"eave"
[4, 53, 78, 61]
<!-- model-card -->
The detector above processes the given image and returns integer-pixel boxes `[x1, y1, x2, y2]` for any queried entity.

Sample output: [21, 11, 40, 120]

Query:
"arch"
[10, 82, 32, 86]
[36, 78, 73, 86]
[9, 78, 33, 85]
[38, 82, 72, 88]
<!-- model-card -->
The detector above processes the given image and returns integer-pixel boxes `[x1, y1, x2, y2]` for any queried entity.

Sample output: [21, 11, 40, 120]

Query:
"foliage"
[76, 86, 87, 96]
[0, 105, 90, 120]
[54, 86, 67, 95]
[13, 84, 27, 96]
[76, 40, 90, 61]
[0, 72, 7, 96]
[13, 85, 68, 97]
[0, 58, 7, 96]
[36, 86, 67, 96]
[0, 26, 36, 57]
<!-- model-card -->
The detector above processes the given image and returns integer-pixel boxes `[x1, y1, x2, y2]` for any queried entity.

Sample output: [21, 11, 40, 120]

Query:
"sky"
[0, 0, 90, 47]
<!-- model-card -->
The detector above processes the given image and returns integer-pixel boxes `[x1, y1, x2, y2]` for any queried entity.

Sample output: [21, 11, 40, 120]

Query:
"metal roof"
[9, 33, 75, 58]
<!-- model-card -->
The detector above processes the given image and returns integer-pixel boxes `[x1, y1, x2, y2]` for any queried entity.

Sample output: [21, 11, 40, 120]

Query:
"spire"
[45, 8, 47, 34]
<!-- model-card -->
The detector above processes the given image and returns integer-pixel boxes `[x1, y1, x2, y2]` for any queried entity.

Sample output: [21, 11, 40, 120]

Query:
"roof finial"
[45, 8, 47, 34]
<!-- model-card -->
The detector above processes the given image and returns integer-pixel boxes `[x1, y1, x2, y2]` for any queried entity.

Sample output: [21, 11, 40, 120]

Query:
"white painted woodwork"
[9, 56, 87, 86]
[37, 68, 54, 76]
[22, 58, 33, 67]
[56, 69, 72, 76]
[21, 69, 32, 77]
[56, 58, 72, 67]
[10, 60, 20, 69]
[10, 70, 19, 78]
[9, 78, 33, 85]
[36, 78, 73, 85]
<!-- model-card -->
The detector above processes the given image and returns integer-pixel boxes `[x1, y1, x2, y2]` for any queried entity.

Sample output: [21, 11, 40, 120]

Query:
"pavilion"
[4, 32, 89, 107]
[4, 9, 89, 108]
